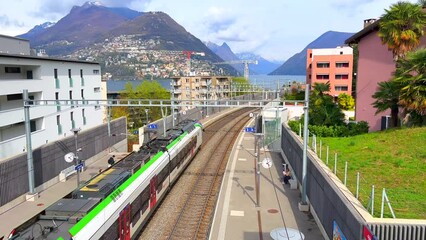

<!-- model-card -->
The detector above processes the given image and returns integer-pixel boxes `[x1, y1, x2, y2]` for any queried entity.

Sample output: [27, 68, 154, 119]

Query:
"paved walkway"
[209, 120, 323, 240]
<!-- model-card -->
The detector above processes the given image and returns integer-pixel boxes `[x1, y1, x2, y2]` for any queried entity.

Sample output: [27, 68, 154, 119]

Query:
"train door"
[118, 204, 131, 240]
[149, 176, 157, 209]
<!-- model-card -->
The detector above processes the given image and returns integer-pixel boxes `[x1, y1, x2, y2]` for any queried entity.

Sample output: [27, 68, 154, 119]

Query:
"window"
[69, 91, 73, 100]
[5, 67, 21, 73]
[7, 93, 22, 101]
[81, 89, 84, 98]
[54, 69, 58, 79]
[335, 86, 348, 91]
[309, 74, 311, 80]
[340, 51, 343, 55]
[336, 62, 349, 68]
[93, 69, 99, 74]
[55, 92, 60, 111]
[309, 53, 312, 58]
[80, 69, 83, 78]
[316, 62, 330, 68]
[335, 74, 349, 80]
[94, 87, 100, 93]
[68, 69, 72, 78]
[316, 74, 329, 80]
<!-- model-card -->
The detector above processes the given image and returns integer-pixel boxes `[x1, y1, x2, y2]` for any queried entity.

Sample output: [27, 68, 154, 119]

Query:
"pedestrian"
[108, 155, 115, 167]
[283, 168, 292, 185]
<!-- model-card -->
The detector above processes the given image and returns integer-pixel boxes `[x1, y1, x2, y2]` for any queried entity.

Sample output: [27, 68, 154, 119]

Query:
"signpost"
[245, 127, 255, 133]
[75, 163, 84, 171]
[148, 124, 158, 129]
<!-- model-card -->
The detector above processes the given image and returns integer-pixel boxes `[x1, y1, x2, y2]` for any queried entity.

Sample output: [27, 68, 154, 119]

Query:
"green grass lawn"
[317, 126, 426, 219]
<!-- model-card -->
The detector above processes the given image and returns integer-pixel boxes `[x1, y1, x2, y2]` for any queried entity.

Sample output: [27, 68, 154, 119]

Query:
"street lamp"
[71, 127, 81, 188]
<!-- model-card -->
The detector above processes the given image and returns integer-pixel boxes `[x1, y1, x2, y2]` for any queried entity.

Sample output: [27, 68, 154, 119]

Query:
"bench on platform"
[59, 165, 76, 182]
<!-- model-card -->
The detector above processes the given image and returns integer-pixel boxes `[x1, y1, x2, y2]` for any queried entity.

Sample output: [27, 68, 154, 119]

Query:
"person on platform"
[108, 155, 115, 167]
[283, 168, 292, 184]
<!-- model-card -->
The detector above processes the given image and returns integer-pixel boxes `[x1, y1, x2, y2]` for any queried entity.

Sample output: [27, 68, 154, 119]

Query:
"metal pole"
[299, 123, 302, 137]
[356, 172, 360, 199]
[334, 153, 337, 174]
[107, 106, 111, 136]
[161, 107, 167, 137]
[371, 185, 375, 216]
[23, 89, 35, 194]
[301, 84, 310, 204]
[380, 188, 385, 218]
[73, 130, 80, 188]
[344, 161, 348, 186]
[256, 134, 261, 207]
[326, 146, 329, 165]
[319, 140, 322, 158]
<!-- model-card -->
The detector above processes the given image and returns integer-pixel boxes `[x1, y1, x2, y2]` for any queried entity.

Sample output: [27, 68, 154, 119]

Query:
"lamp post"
[71, 127, 81, 188]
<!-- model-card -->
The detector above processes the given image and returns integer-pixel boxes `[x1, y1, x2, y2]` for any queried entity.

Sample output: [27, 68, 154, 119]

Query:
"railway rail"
[139, 108, 256, 239]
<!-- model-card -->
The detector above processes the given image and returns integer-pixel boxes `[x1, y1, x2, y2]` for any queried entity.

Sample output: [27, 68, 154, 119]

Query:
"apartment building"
[0, 35, 103, 160]
[171, 76, 231, 110]
[306, 46, 353, 97]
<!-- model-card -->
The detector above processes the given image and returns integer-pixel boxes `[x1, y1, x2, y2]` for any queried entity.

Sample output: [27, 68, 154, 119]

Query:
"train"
[8, 119, 203, 240]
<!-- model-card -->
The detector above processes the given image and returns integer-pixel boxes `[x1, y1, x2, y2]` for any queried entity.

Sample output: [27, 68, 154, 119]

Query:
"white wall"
[0, 56, 103, 161]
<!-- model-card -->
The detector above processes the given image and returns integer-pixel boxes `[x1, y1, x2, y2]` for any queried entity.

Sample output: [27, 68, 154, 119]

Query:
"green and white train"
[9, 119, 203, 240]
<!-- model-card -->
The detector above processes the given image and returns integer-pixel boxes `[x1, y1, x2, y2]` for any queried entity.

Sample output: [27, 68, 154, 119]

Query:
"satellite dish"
[64, 152, 75, 163]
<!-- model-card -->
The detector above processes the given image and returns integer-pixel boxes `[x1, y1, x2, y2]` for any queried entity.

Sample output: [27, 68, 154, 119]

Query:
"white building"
[0, 35, 103, 161]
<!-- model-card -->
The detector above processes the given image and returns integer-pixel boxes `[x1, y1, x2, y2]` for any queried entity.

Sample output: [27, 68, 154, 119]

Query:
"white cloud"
[0, 0, 420, 61]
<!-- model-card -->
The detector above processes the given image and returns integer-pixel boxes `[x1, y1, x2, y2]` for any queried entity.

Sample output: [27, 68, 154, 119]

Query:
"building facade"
[0, 37, 103, 160]
[171, 76, 231, 110]
[345, 19, 413, 132]
[306, 46, 353, 97]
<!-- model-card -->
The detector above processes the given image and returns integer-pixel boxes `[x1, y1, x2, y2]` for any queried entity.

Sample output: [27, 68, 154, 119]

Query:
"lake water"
[107, 75, 306, 93]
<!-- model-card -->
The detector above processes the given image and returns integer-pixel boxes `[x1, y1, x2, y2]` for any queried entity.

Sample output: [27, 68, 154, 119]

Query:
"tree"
[378, 1, 426, 61]
[372, 81, 402, 127]
[232, 77, 251, 96]
[111, 80, 171, 129]
[393, 48, 426, 118]
[309, 82, 345, 126]
[337, 93, 355, 110]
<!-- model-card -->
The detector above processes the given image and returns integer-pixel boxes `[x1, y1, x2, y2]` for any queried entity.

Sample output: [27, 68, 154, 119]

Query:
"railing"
[368, 223, 426, 240]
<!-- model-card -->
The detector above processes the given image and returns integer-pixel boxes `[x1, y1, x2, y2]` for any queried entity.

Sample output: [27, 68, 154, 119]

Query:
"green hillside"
[318, 127, 426, 219]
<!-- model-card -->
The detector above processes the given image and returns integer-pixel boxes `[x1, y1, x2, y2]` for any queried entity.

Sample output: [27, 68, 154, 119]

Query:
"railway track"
[138, 108, 256, 240]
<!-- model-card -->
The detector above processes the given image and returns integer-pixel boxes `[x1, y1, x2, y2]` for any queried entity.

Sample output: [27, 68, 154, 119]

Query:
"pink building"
[306, 47, 353, 97]
[346, 19, 397, 132]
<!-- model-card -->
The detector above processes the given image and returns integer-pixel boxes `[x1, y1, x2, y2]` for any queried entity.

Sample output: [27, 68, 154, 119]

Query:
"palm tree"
[372, 81, 402, 127]
[378, 1, 426, 61]
[312, 81, 330, 97]
[394, 48, 426, 116]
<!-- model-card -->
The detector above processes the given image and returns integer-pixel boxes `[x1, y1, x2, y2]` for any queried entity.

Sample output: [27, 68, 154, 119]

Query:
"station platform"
[209, 119, 324, 240]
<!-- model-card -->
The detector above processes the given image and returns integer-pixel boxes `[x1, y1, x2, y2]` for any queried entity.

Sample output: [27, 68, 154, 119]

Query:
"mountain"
[269, 31, 355, 75]
[17, 2, 237, 78]
[18, 2, 143, 55]
[205, 42, 244, 74]
[19, 22, 56, 40]
[236, 52, 281, 75]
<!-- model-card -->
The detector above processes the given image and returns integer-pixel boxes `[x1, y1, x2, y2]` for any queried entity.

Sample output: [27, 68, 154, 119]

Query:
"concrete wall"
[0, 118, 126, 207]
[281, 125, 364, 239]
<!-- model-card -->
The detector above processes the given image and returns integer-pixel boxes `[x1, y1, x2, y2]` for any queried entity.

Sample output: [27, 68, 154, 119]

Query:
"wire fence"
[298, 129, 426, 219]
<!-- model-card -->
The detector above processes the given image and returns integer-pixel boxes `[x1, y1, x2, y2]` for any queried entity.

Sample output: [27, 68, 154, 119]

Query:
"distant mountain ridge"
[206, 42, 281, 75]
[270, 31, 355, 75]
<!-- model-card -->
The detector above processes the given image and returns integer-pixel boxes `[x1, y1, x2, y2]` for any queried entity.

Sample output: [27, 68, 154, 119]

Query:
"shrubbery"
[288, 120, 369, 137]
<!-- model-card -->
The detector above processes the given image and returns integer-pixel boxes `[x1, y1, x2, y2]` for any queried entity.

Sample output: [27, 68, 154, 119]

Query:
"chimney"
[364, 18, 377, 28]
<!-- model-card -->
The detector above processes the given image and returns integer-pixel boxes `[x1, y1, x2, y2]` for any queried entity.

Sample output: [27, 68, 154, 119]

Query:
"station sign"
[75, 163, 84, 171]
[148, 124, 158, 129]
[245, 127, 255, 133]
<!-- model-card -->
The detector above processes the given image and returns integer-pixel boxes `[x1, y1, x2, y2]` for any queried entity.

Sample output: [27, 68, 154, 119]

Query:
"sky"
[0, 0, 419, 62]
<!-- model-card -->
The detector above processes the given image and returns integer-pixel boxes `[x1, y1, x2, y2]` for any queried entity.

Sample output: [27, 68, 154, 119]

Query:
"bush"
[288, 120, 370, 137]
[288, 120, 301, 133]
